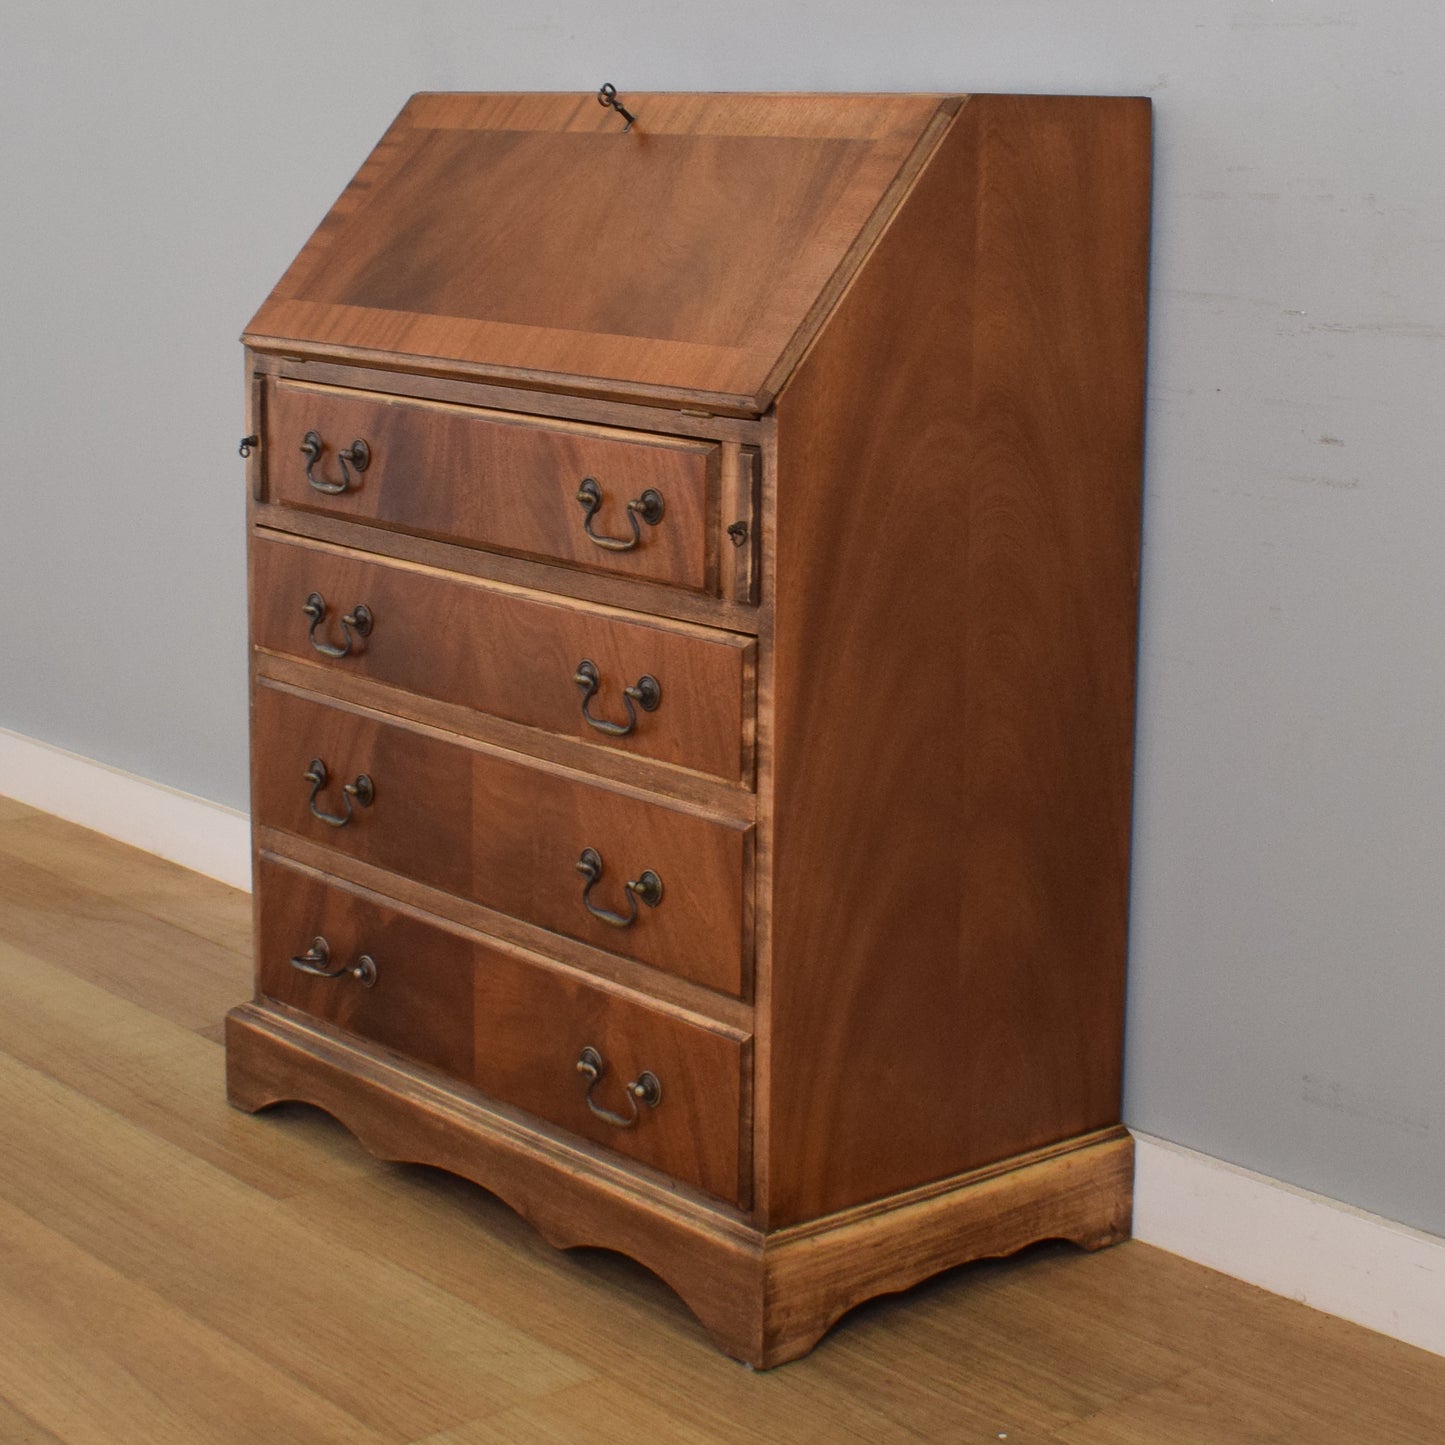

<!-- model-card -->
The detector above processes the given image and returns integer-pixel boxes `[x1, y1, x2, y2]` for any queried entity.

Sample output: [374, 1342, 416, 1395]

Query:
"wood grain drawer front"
[253, 684, 751, 997]
[254, 858, 748, 1204]
[255, 855, 475, 1081]
[264, 380, 719, 592]
[252, 535, 754, 785]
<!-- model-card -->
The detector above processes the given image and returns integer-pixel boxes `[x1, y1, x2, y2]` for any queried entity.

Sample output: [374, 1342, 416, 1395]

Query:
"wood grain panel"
[265, 380, 718, 592]
[253, 840, 753, 1034]
[251, 533, 753, 784]
[253, 859, 747, 1203]
[468, 934, 746, 1206]
[244, 93, 957, 411]
[255, 856, 476, 1081]
[755, 1129, 1133, 1367]
[252, 504, 763, 636]
[764, 95, 1152, 1225]
[251, 683, 750, 996]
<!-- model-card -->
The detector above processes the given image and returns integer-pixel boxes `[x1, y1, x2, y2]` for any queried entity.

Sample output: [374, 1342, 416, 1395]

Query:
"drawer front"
[253, 684, 750, 997]
[265, 380, 718, 592]
[256, 855, 476, 1080]
[255, 858, 747, 1203]
[252, 534, 754, 785]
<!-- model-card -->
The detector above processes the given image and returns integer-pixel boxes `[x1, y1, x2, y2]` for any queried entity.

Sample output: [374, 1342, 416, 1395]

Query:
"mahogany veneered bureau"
[227, 90, 1152, 1367]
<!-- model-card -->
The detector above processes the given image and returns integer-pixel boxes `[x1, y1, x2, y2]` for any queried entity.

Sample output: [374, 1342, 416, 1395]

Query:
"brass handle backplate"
[303, 592, 374, 658]
[575, 847, 662, 928]
[304, 758, 375, 828]
[289, 935, 377, 987]
[301, 430, 371, 494]
[573, 659, 660, 737]
[576, 1046, 661, 1128]
[575, 476, 664, 552]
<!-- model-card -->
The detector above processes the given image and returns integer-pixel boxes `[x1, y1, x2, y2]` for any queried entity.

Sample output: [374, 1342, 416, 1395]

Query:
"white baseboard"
[2, 732, 1441, 1357]
[0, 727, 251, 892]
[1133, 1132, 1445, 1358]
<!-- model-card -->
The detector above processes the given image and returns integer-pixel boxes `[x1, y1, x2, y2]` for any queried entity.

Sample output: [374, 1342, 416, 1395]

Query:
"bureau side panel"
[765, 95, 1152, 1226]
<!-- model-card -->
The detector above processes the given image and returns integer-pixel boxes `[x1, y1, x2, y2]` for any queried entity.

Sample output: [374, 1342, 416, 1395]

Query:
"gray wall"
[4, 3, 1442, 1237]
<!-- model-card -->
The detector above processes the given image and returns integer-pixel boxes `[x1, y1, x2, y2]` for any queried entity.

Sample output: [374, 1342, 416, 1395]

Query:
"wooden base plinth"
[226, 1002, 1133, 1368]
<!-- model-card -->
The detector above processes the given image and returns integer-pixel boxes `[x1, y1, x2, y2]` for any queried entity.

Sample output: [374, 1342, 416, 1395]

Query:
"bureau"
[227, 90, 1152, 1367]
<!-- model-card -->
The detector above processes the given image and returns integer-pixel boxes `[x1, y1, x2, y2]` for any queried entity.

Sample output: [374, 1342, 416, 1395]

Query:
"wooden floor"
[1, 798, 1443, 1443]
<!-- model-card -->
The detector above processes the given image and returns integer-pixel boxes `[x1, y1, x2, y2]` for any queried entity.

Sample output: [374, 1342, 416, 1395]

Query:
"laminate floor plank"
[788, 1253, 1188, 1440]
[0, 938, 380, 1199]
[4, 799, 1445, 1444]
[0, 1196, 388, 1445]
[1050, 1364, 1312, 1445]
[0, 852, 247, 1031]
[274, 1164, 1057, 1443]
[276, 1162, 713, 1373]
[0, 796, 41, 824]
[0, 1053, 594, 1439]
[413, 1378, 736, 1445]
[994, 1238, 1445, 1442]
[274, 1170, 1197, 1444]
[0, 1395, 64, 1445]
[0, 809, 252, 956]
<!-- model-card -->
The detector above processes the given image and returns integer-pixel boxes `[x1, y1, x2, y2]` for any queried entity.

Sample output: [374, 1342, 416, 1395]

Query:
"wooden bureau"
[227, 90, 1152, 1367]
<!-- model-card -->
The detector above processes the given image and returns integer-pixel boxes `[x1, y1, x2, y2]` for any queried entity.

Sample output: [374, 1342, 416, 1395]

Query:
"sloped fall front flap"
[245, 91, 960, 414]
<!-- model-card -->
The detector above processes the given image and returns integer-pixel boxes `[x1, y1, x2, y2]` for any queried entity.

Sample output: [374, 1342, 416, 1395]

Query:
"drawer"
[252, 534, 755, 785]
[263, 379, 719, 592]
[255, 857, 748, 1204]
[252, 683, 751, 997]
